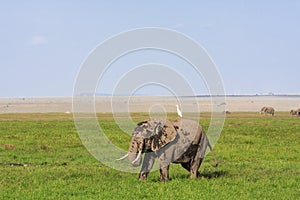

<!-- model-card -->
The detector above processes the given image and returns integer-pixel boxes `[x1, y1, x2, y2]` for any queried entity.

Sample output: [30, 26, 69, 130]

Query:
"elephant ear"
[151, 120, 177, 151]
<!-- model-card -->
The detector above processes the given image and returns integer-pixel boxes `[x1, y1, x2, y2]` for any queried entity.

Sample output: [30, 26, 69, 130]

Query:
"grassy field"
[0, 112, 299, 199]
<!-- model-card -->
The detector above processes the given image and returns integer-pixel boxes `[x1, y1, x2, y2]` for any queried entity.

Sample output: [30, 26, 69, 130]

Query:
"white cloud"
[29, 35, 48, 46]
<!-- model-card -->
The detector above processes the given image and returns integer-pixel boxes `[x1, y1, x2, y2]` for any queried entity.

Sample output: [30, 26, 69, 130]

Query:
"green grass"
[0, 113, 299, 199]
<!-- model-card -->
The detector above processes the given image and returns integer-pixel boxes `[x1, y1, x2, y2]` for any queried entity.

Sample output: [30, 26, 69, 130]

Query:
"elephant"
[117, 119, 217, 182]
[290, 109, 300, 116]
[223, 110, 231, 115]
[260, 106, 275, 116]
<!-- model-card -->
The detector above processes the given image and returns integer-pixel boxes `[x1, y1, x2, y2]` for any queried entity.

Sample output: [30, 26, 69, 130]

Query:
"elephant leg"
[190, 138, 207, 178]
[139, 152, 156, 181]
[190, 157, 203, 178]
[159, 165, 170, 182]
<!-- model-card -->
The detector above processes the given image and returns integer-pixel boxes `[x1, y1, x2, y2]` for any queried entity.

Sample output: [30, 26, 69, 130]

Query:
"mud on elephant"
[117, 119, 217, 182]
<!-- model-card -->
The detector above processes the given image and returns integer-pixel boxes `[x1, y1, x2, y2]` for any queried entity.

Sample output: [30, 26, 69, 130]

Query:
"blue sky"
[1, 1, 299, 97]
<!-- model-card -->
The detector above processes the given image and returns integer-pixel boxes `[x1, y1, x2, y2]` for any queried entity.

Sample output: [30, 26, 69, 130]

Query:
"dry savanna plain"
[0, 96, 299, 199]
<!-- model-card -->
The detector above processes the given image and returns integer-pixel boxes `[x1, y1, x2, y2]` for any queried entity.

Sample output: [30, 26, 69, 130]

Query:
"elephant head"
[290, 109, 295, 115]
[260, 106, 267, 114]
[290, 109, 300, 116]
[118, 120, 178, 167]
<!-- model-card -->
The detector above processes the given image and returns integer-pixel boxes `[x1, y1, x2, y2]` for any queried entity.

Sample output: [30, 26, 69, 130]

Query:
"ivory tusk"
[116, 153, 129, 161]
[131, 151, 142, 164]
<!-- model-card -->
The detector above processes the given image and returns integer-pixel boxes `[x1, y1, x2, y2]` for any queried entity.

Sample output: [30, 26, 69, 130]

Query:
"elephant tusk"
[116, 153, 129, 161]
[131, 151, 142, 164]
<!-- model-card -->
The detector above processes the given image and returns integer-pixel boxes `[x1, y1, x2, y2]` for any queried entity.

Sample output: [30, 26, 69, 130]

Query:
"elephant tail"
[200, 135, 218, 167]
[207, 139, 218, 167]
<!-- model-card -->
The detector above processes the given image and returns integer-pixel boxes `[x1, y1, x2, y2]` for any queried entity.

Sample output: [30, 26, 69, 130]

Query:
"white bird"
[176, 105, 182, 118]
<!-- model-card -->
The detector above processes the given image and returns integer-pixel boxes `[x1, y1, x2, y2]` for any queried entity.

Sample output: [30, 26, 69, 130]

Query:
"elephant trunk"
[127, 137, 144, 167]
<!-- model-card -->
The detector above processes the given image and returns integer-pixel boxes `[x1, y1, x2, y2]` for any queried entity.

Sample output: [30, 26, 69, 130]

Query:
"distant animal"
[223, 110, 231, 114]
[176, 105, 182, 118]
[260, 106, 275, 116]
[290, 109, 300, 116]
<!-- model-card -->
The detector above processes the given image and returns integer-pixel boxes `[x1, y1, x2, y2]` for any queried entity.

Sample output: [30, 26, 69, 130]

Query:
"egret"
[176, 105, 182, 118]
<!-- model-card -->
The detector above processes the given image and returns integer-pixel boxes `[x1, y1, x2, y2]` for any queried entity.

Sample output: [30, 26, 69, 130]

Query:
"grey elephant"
[260, 106, 275, 116]
[117, 119, 217, 182]
[290, 109, 300, 116]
